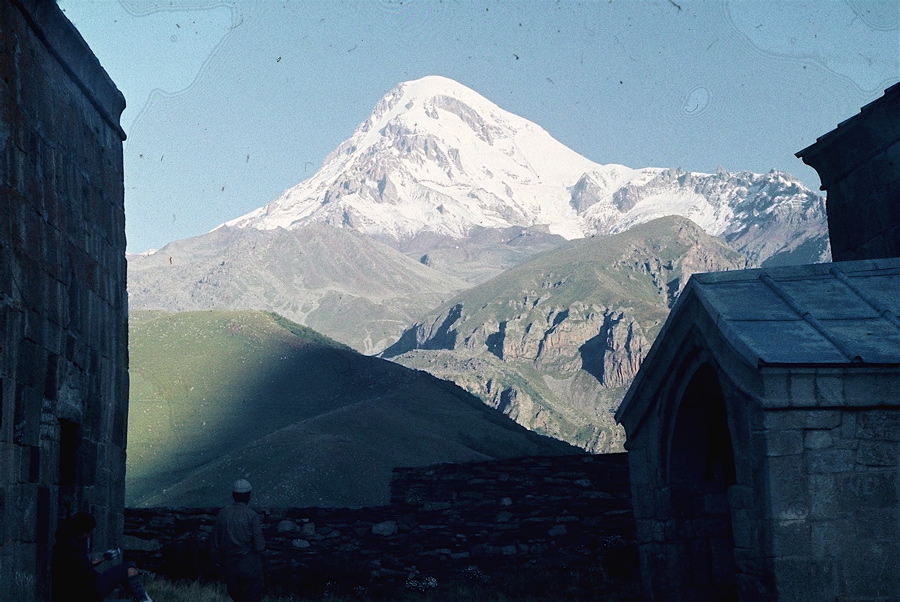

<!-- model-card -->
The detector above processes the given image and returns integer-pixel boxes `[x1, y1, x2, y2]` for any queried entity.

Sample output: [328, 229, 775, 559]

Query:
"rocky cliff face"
[383, 216, 751, 452]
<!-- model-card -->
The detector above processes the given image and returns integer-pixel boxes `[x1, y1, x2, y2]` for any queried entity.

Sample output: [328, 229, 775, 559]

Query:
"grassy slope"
[127, 310, 576, 508]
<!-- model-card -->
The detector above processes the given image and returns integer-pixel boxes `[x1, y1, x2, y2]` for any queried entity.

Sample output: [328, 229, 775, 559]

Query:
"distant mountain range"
[127, 310, 577, 508]
[127, 224, 469, 354]
[130, 77, 828, 350]
[127, 75, 830, 460]
[218, 75, 829, 269]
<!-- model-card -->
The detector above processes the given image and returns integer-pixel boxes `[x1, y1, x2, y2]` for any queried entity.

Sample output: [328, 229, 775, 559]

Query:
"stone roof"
[616, 257, 900, 424]
[686, 256, 900, 366]
[796, 81, 900, 185]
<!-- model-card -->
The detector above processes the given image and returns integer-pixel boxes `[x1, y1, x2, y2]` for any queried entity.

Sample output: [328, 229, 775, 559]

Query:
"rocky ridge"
[383, 216, 751, 452]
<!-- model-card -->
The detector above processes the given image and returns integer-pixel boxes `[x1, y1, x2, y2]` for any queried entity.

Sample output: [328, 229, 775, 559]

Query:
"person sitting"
[51, 512, 153, 602]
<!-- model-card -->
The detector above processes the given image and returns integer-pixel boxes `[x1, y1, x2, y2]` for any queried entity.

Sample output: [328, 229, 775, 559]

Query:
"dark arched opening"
[666, 363, 738, 599]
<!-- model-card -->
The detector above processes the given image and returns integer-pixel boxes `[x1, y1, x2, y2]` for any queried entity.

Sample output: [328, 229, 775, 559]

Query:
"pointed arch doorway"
[666, 363, 738, 599]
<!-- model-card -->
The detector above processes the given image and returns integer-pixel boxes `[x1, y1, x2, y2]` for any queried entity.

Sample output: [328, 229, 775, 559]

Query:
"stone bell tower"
[0, 1, 128, 599]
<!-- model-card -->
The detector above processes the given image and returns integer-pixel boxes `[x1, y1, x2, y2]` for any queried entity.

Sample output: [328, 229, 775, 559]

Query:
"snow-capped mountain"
[222, 75, 828, 266]
[224, 75, 605, 240]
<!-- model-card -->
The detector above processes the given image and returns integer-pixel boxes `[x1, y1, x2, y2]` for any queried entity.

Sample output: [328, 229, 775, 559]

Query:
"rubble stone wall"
[122, 454, 638, 596]
[0, 2, 126, 600]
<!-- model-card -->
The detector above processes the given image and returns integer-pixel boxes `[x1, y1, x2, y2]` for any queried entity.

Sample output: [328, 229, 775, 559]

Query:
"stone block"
[840, 540, 900, 598]
[651, 520, 665, 543]
[765, 429, 803, 456]
[709, 536, 737, 587]
[663, 542, 690, 584]
[730, 509, 760, 550]
[837, 471, 897, 509]
[808, 474, 842, 520]
[734, 571, 773, 602]
[813, 374, 843, 405]
[726, 485, 756, 510]
[803, 429, 832, 450]
[796, 410, 841, 429]
[810, 519, 841, 556]
[762, 373, 790, 406]
[788, 374, 815, 405]
[772, 557, 837, 602]
[806, 448, 855, 474]
[856, 440, 899, 467]
[831, 433, 858, 450]
[120, 535, 161, 552]
[634, 519, 656, 545]
[844, 372, 900, 407]
[766, 455, 809, 520]
[277, 520, 300, 534]
[625, 446, 652, 486]
[770, 519, 810, 557]
[547, 524, 567, 537]
[856, 411, 900, 441]
[852, 508, 897, 541]
[371, 521, 397, 536]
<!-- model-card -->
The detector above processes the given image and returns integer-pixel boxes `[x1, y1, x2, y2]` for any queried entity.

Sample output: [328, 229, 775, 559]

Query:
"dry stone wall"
[0, 2, 127, 600]
[122, 454, 638, 598]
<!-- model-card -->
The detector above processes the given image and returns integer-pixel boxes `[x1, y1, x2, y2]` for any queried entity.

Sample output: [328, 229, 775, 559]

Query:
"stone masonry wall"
[121, 454, 638, 598]
[761, 407, 899, 600]
[0, 2, 127, 600]
[797, 82, 900, 262]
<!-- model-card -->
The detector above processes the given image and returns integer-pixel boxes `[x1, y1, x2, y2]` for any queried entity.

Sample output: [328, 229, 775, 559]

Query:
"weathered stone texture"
[0, 2, 126, 600]
[755, 407, 899, 599]
[797, 83, 900, 261]
[620, 324, 900, 600]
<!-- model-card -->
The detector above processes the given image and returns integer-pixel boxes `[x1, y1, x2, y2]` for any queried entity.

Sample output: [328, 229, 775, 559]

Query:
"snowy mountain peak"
[221, 76, 828, 265]
[223, 76, 613, 240]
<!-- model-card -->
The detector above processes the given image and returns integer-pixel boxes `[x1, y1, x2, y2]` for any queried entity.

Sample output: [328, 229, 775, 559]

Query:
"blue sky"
[59, 0, 899, 254]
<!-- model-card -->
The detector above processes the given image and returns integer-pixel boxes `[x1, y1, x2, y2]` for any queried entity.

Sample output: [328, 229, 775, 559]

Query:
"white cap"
[232, 479, 252, 494]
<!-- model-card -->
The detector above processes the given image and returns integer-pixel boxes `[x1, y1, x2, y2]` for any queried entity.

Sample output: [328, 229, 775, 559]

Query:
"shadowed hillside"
[127, 310, 577, 508]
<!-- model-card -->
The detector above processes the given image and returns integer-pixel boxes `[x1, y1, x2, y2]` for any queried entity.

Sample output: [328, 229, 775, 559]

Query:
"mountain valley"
[127, 75, 831, 475]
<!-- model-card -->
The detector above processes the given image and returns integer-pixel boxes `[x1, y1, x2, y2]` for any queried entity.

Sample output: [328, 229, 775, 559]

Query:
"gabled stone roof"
[616, 256, 900, 422]
[689, 256, 900, 366]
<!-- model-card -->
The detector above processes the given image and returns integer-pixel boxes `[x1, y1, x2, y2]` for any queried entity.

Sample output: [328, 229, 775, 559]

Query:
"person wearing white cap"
[211, 479, 266, 602]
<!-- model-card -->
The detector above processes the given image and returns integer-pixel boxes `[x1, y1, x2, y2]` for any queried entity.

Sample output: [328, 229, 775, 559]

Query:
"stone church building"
[1, 1, 128, 600]
[616, 85, 900, 600]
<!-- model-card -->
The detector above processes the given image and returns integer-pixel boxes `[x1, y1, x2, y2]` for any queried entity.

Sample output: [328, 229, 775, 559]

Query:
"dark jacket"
[51, 534, 101, 602]
[212, 501, 266, 562]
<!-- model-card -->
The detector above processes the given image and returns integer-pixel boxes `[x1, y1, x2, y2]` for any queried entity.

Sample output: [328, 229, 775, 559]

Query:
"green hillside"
[127, 310, 576, 508]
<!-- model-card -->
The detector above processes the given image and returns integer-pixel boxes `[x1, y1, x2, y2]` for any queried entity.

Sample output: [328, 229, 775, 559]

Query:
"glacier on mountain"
[221, 75, 828, 265]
